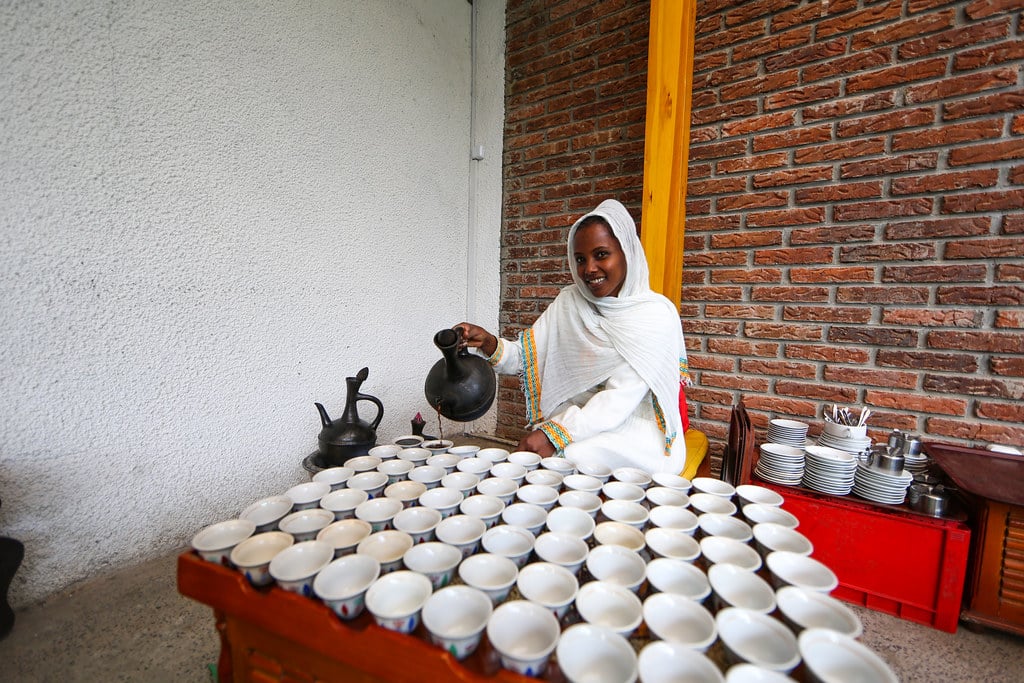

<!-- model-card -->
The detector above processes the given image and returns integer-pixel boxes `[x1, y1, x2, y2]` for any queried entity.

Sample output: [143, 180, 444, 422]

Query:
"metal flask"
[424, 328, 497, 422]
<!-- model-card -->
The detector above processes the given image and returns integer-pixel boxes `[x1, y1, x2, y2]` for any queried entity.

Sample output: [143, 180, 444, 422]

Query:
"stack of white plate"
[903, 452, 930, 475]
[766, 419, 810, 449]
[816, 431, 872, 455]
[852, 463, 913, 505]
[754, 443, 805, 486]
[802, 446, 857, 496]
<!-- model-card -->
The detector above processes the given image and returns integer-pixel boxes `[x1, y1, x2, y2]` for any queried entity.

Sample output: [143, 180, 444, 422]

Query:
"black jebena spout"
[313, 367, 384, 468]
[424, 328, 496, 422]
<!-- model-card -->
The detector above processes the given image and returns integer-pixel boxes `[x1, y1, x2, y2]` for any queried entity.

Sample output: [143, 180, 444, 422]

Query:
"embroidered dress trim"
[651, 395, 677, 457]
[539, 421, 572, 451]
[680, 356, 693, 387]
[486, 338, 505, 367]
[520, 329, 542, 426]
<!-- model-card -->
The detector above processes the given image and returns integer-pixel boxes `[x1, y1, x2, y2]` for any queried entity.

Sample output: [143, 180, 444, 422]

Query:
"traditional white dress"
[482, 199, 691, 475]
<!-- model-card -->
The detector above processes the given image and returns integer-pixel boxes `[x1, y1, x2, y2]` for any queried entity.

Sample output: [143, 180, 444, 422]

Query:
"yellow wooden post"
[641, 0, 696, 308]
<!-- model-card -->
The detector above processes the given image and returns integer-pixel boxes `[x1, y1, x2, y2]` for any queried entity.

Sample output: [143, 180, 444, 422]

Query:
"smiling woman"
[455, 199, 698, 477]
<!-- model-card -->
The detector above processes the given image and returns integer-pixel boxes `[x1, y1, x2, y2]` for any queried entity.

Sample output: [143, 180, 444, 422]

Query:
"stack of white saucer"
[754, 443, 805, 486]
[766, 419, 810, 449]
[801, 445, 857, 496]
[852, 462, 913, 505]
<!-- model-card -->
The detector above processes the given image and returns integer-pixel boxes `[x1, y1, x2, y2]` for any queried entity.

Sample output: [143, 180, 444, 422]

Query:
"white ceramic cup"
[441, 471, 480, 498]
[477, 447, 511, 464]
[481, 524, 535, 568]
[525, 469, 564, 489]
[426, 453, 460, 474]
[459, 494, 506, 529]
[515, 561, 578, 619]
[393, 434, 425, 449]
[639, 642, 724, 683]
[230, 531, 294, 586]
[534, 531, 589, 576]
[692, 477, 737, 499]
[645, 486, 689, 508]
[364, 570, 433, 633]
[545, 505, 596, 541]
[651, 472, 692, 492]
[447, 444, 481, 458]
[558, 490, 602, 518]
[368, 444, 403, 460]
[562, 473, 603, 494]
[601, 499, 650, 530]
[401, 541, 463, 589]
[434, 514, 486, 558]
[643, 592, 718, 652]
[576, 460, 613, 483]
[268, 540, 334, 595]
[708, 563, 777, 614]
[487, 600, 561, 677]
[697, 513, 753, 543]
[320, 488, 369, 521]
[312, 466, 354, 491]
[490, 461, 527, 485]
[765, 551, 839, 593]
[700, 536, 763, 572]
[594, 521, 646, 553]
[735, 484, 784, 508]
[645, 557, 712, 603]
[312, 553, 380, 620]
[458, 553, 519, 605]
[612, 466, 653, 489]
[716, 607, 800, 673]
[421, 585, 493, 660]
[742, 504, 799, 529]
[397, 447, 431, 466]
[539, 456, 575, 475]
[354, 497, 404, 533]
[408, 464, 446, 490]
[345, 455, 382, 473]
[279, 508, 335, 542]
[602, 481, 646, 504]
[456, 457, 492, 477]
[574, 580, 644, 636]
[516, 484, 559, 511]
[776, 586, 863, 638]
[418, 486, 464, 519]
[586, 544, 647, 593]
[645, 527, 701, 562]
[285, 481, 332, 510]
[392, 506, 442, 545]
[383, 480, 427, 509]
[476, 476, 519, 505]
[239, 496, 294, 533]
[752, 523, 813, 557]
[648, 505, 699, 533]
[191, 519, 257, 565]
[317, 519, 372, 557]
[377, 458, 414, 484]
[508, 450, 542, 471]
[798, 628, 898, 683]
[557, 624, 638, 683]
[355, 530, 413, 574]
[346, 471, 388, 500]
[501, 502, 548, 536]
[690, 492, 738, 516]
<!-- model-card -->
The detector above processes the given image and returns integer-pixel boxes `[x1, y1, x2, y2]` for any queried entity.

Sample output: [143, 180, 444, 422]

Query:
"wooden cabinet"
[962, 499, 1024, 636]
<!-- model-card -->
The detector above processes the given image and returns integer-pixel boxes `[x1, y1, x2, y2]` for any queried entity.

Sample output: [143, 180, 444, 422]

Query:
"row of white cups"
[190, 440, 898, 683]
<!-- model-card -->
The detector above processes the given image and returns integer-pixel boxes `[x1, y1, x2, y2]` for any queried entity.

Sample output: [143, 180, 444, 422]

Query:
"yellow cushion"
[681, 429, 709, 480]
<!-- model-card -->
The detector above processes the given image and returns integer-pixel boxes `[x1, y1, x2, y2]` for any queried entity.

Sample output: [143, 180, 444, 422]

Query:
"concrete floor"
[2, 547, 1023, 682]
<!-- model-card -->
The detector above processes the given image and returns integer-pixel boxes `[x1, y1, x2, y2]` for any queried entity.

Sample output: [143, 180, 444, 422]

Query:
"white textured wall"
[0, 0, 505, 607]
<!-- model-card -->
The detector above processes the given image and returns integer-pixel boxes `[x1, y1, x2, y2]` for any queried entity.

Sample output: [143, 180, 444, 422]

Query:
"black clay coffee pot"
[424, 328, 496, 421]
[315, 367, 384, 466]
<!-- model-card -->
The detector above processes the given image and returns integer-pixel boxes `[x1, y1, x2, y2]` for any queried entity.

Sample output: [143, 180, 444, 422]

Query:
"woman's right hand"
[454, 322, 498, 357]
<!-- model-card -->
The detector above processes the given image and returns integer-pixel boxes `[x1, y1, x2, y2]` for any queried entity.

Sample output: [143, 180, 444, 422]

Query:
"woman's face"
[573, 219, 627, 298]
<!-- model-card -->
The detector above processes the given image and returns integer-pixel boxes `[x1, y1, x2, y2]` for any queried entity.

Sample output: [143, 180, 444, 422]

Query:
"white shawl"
[519, 199, 689, 451]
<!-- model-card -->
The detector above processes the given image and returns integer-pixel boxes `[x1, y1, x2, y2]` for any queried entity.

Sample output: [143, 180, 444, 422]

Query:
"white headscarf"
[519, 199, 689, 451]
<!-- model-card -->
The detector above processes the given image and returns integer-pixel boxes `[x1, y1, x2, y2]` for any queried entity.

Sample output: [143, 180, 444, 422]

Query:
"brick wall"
[686, 0, 1024, 463]
[499, 0, 1023, 462]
